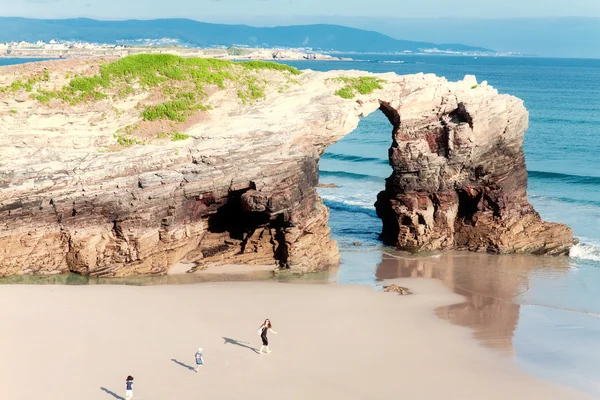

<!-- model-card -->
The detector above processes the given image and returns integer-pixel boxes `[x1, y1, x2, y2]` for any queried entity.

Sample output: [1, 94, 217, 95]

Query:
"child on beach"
[195, 347, 204, 372]
[258, 318, 278, 354]
[125, 376, 134, 399]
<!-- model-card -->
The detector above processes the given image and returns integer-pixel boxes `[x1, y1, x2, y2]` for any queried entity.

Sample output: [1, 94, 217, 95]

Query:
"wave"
[523, 303, 600, 319]
[322, 198, 378, 218]
[570, 243, 600, 262]
[378, 60, 404, 64]
[531, 117, 599, 126]
[321, 193, 375, 209]
[322, 152, 389, 165]
[528, 170, 600, 186]
[529, 194, 600, 208]
[320, 170, 385, 182]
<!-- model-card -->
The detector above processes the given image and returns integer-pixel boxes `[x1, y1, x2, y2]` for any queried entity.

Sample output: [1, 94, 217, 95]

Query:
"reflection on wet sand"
[376, 251, 571, 355]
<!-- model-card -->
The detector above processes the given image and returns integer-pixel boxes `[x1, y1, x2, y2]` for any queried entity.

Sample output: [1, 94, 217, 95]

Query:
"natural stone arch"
[0, 61, 573, 277]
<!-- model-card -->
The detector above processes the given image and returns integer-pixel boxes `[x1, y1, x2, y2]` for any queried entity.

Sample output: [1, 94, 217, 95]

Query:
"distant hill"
[0, 17, 493, 53]
[241, 16, 600, 58]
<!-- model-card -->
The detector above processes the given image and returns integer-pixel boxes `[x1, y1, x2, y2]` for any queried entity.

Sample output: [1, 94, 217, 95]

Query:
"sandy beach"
[0, 278, 593, 400]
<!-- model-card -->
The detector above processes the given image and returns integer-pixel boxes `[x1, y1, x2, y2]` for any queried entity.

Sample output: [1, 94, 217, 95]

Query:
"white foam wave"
[380, 60, 404, 64]
[319, 194, 374, 209]
[570, 243, 600, 262]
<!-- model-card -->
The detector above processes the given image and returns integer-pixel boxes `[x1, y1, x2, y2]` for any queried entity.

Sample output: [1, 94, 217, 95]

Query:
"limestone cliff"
[0, 56, 573, 277]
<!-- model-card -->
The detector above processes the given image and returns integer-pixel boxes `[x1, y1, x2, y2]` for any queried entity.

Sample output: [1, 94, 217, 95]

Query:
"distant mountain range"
[223, 16, 600, 59]
[0, 17, 494, 53]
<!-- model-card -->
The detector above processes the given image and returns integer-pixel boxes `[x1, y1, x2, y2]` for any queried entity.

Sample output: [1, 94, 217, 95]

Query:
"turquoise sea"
[2, 56, 600, 395]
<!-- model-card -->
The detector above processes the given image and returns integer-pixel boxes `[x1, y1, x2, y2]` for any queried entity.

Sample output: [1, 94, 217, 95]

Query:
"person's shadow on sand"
[100, 387, 125, 400]
[223, 336, 260, 353]
[171, 358, 195, 371]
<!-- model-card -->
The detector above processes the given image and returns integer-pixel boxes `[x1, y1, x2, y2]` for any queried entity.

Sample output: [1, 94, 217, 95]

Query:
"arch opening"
[318, 102, 399, 252]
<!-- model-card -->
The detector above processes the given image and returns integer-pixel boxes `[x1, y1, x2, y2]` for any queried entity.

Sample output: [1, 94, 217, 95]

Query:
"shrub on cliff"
[332, 76, 386, 99]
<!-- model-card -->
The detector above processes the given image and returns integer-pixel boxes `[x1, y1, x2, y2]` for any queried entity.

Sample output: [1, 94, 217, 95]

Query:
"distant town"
[0, 39, 350, 60]
[0, 39, 521, 60]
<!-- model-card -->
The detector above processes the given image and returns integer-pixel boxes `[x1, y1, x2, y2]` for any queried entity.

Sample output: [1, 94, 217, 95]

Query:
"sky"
[2, 0, 600, 20]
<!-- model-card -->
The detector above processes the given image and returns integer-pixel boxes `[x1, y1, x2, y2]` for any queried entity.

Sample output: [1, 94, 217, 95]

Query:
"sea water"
[280, 55, 600, 395]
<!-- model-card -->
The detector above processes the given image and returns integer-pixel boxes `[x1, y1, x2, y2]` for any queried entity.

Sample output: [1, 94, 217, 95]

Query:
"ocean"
[3, 55, 600, 395]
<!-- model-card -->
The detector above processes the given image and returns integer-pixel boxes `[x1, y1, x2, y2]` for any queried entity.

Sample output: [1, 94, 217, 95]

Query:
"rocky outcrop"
[0, 59, 573, 277]
[373, 77, 573, 255]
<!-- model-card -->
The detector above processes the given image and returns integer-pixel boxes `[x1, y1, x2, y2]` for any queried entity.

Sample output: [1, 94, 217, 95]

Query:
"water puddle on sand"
[374, 252, 558, 352]
[0, 268, 331, 286]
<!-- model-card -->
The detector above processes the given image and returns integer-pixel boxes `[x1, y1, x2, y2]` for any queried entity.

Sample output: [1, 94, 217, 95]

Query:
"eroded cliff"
[0, 55, 573, 277]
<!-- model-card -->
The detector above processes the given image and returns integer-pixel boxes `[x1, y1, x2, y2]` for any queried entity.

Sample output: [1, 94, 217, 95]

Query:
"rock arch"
[0, 66, 573, 277]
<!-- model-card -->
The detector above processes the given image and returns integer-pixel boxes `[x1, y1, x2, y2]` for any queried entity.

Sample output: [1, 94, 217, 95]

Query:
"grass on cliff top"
[8, 54, 301, 122]
[0, 69, 50, 94]
[332, 76, 386, 99]
[157, 131, 190, 142]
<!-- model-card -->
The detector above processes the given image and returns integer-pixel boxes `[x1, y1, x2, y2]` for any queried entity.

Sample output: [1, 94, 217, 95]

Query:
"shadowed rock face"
[0, 60, 573, 277]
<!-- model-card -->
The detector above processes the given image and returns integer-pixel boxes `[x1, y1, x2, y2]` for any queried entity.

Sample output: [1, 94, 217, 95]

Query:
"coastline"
[0, 278, 593, 399]
[0, 46, 351, 61]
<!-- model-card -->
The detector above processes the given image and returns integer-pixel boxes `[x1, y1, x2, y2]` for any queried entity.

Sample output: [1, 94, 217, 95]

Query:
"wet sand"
[373, 250, 600, 396]
[0, 279, 593, 399]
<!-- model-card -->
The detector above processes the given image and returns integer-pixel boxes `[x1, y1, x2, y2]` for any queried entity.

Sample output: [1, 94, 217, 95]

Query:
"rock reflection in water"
[375, 251, 570, 355]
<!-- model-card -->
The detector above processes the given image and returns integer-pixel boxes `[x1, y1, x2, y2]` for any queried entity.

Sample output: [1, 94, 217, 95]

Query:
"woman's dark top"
[126, 381, 133, 390]
[261, 326, 269, 346]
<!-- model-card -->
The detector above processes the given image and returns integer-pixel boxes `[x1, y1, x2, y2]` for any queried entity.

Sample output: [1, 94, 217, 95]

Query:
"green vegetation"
[7, 54, 301, 125]
[142, 92, 208, 122]
[2, 55, 302, 151]
[471, 84, 479, 89]
[238, 60, 301, 75]
[113, 132, 145, 148]
[170, 131, 189, 141]
[0, 69, 51, 94]
[227, 47, 250, 56]
[157, 131, 190, 142]
[111, 124, 145, 148]
[9, 109, 17, 114]
[332, 76, 386, 99]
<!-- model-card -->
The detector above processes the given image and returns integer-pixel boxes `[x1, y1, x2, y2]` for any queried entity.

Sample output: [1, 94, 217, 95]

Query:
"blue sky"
[4, 0, 600, 20]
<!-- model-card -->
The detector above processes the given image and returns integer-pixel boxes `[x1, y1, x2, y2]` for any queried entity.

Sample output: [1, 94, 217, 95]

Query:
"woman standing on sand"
[125, 376, 134, 399]
[258, 318, 278, 354]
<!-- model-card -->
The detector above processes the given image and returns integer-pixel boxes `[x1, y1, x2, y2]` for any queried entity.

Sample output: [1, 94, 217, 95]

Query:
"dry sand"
[0, 279, 593, 400]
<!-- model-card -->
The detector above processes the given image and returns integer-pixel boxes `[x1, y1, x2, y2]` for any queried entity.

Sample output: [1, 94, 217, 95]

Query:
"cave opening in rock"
[199, 186, 290, 268]
[456, 188, 481, 224]
[207, 188, 270, 240]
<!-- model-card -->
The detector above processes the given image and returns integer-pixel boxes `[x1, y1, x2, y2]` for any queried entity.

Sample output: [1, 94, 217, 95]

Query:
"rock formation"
[0, 57, 573, 277]
[373, 77, 573, 255]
